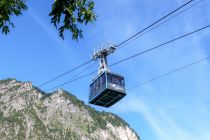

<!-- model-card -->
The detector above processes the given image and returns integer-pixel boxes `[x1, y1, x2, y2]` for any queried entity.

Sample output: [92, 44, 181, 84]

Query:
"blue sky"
[0, 0, 210, 139]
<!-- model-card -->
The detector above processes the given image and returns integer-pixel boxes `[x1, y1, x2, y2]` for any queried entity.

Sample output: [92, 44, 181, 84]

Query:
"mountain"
[0, 78, 140, 140]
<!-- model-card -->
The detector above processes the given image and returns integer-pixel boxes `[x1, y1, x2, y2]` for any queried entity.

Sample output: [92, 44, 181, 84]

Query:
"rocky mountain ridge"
[0, 78, 140, 140]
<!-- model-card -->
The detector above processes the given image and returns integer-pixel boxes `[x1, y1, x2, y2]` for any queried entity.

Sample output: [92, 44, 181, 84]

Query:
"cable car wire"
[46, 24, 210, 90]
[116, 0, 195, 48]
[117, 0, 202, 50]
[127, 56, 210, 90]
[38, 59, 92, 88]
[37, 0, 196, 89]
[110, 24, 210, 67]
[46, 62, 97, 92]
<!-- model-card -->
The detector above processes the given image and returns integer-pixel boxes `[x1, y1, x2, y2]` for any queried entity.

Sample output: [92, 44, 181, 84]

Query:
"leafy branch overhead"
[49, 0, 96, 40]
[0, 0, 27, 34]
[0, 0, 96, 41]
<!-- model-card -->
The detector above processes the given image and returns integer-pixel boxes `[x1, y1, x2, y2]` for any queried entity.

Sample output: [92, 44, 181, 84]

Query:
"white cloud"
[114, 94, 210, 140]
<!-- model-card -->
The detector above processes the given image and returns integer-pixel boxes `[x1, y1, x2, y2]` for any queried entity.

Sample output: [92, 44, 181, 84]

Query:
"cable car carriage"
[89, 45, 126, 107]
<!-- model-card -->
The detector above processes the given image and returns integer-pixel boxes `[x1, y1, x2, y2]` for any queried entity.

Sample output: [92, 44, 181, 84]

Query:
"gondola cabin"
[89, 71, 126, 107]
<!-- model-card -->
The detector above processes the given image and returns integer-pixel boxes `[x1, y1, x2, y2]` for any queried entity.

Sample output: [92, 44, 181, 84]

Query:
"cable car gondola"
[89, 45, 126, 107]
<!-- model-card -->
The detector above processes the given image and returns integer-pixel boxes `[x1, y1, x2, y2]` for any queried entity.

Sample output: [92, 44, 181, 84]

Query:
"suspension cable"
[38, 59, 92, 88]
[46, 62, 97, 92]
[117, 0, 202, 50]
[110, 25, 210, 67]
[46, 24, 210, 90]
[116, 0, 195, 48]
[37, 0, 197, 89]
[127, 56, 210, 90]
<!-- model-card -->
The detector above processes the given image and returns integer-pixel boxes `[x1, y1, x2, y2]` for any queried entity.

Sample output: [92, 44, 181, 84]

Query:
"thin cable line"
[117, 0, 202, 50]
[116, 0, 195, 48]
[128, 56, 210, 90]
[37, 0, 197, 89]
[110, 24, 210, 67]
[46, 62, 97, 92]
[38, 59, 92, 88]
[46, 24, 210, 90]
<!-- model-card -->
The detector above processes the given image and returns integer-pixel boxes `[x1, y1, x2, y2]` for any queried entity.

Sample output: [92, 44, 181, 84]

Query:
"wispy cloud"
[114, 93, 210, 140]
[28, 9, 68, 47]
[27, 9, 85, 67]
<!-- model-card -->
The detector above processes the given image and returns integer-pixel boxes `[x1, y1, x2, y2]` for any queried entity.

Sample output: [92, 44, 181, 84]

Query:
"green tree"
[0, 0, 96, 41]
[0, 0, 27, 34]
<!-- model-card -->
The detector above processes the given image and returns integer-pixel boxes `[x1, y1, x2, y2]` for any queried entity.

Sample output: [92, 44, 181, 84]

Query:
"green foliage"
[1, 110, 26, 139]
[60, 90, 86, 109]
[0, 78, 14, 85]
[102, 112, 129, 127]
[35, 101, 47, 113]
[0, 0, 28, 34]
[0, 111, 3, 118]
[60, 90, 131, 131]
[26, 107, 49, 137]
[4, 110, 24, 123]
[66, 130, 80, 140]
[0, 0, 96, 41]
[49, 0, 96, 40]
[8, 85, 21, 92]
[33, 86, 46, 95]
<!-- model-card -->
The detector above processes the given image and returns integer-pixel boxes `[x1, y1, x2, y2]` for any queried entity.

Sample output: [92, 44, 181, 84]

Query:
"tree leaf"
[49, 0, 96, 41]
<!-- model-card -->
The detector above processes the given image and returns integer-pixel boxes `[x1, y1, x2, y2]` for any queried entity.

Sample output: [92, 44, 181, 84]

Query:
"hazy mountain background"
[0, 78, 140, 140]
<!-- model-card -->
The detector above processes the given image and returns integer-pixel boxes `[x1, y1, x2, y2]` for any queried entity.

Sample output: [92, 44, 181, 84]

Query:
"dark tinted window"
[107, 73, 125, 87]
[100, 73, 106, 89]
[89, 73, 106, 99]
